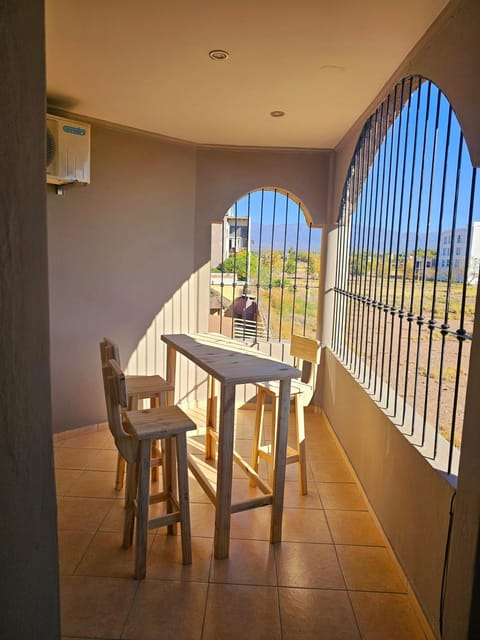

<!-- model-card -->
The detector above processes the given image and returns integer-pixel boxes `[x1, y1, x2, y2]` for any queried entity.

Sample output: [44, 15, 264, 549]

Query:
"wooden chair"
[250, 334, 321, 495]
[103, 357, 196, 579]
[99, 338, 174, 490]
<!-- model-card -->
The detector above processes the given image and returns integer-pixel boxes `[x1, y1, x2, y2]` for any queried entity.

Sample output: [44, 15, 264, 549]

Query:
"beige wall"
[47, 124, 198, 430]
[1, 1, 60, 636]
[47, 131, 331, 430]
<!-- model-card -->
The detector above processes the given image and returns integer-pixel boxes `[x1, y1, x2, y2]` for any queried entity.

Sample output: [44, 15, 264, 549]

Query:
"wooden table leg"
[166, 344, 176, 406]
[270, 377, 291, 544]
[214, 383, 236, 559]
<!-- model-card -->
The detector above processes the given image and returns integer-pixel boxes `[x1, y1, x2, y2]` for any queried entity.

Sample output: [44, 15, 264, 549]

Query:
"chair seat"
[256, 379, 312, 397]
[123, 405, 196, 440]
[125, 374, 174, 399]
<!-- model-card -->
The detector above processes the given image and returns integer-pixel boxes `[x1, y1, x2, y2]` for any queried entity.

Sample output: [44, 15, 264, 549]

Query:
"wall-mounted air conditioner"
[47, 114, 91, 185]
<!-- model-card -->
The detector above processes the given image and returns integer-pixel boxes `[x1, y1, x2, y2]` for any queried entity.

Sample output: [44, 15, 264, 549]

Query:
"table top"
[162, 332, 301, 385]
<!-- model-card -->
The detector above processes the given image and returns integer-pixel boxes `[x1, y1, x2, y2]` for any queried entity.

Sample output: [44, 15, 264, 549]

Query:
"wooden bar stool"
[103, 358, 196, 579]
[251, 334, 321, 495]
[100, 338, 174, 490]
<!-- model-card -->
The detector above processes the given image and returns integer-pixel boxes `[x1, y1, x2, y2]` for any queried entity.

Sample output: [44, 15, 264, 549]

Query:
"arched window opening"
[333, 75, 479, 475]
[210, 189, 322, 343]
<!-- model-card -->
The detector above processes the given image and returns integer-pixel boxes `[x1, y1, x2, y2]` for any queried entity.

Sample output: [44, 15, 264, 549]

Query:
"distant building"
[437, 222, 480, 284]
[211, 211, 250, 268]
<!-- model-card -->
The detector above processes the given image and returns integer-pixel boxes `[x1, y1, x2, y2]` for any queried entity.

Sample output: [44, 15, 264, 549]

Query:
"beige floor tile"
[85, 448, 119, 471]
[56, 430, 114, 450]
[57, 496, 115, 531]
[317, 482, 368, 510]
[203, 583, 281, 640]
[147, 534, 213, 582]
[55, 469, 84, 495]
[74, 531, 155, 579]
[349, 591, 427, 640]
[275, 542, 345, 589]
[54, 447, 99, 470]
[279, 587, 361, 640]
[65, 470, 121, 499]
[60, 575, 137, 638]
[230, 505, 272, 541]
[336, 545, 408, 593]
[211, 538, 276, 586]
[123, 580, 208, 640]
[326, 510, 385, 546]
[98, 499, 126, 532]
[188, 472, 212, 504]
[307, 439, 349, 464]
[282, 507, 332, 543]
[283, 479, 323, 509]
[58, 530, 95, 575]
[310, 459, 356, 483]
[190, 502, 216, 538]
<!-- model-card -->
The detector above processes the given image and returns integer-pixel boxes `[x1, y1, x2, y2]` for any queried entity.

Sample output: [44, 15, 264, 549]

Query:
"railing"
[332, 76, 479, 475]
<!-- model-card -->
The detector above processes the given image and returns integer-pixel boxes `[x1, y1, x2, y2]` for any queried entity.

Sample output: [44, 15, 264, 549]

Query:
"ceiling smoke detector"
[270, 110, 285, 118]
[209, 49, 229, 61]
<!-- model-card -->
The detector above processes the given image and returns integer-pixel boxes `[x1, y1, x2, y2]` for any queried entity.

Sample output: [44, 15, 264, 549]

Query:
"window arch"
[333, 75, 479, 475]
[210, 188, 322, 343]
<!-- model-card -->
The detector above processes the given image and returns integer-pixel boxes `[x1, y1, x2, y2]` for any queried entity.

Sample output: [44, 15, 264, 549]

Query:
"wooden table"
[161, 332, 301, 559]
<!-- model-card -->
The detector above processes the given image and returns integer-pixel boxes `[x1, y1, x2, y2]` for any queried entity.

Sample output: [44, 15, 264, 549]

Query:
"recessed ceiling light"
[270, 110, 285, 118]
[209, 49, 229, 61]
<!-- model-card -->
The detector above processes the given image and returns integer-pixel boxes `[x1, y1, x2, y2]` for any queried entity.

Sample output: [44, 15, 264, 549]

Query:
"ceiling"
[45, 0, 449, 150]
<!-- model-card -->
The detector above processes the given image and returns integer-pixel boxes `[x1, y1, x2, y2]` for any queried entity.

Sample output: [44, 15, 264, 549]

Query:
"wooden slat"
[207, 428, 272, 495]
[188, 454, 217, 504]
[290, 334, 322, 364]
[230, 495, 273, 513]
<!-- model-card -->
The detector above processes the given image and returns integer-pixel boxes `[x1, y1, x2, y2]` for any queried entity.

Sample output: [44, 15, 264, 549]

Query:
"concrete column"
[0, 1, 60, 637]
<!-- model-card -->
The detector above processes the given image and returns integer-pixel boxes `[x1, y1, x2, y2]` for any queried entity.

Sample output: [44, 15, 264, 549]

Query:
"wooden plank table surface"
[161, 332, 301, 559]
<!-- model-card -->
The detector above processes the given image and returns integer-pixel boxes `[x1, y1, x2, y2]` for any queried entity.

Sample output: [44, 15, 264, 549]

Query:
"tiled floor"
[55, 408, 430, 640]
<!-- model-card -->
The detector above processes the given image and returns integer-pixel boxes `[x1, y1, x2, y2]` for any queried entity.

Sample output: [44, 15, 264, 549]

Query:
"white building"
[437, 221, 480, 284]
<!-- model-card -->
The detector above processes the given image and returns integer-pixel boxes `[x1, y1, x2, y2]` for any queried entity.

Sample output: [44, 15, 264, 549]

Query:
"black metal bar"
[373, 92, 392, 396]
[433, 127, 463, 459]
[447, 165, 477, 472]
[393, 77, 417, 421]
[412, 84, 441, 443]
[255, 189, 265, 332]
[363, 107, 381, 387]
[266, 190, 278, 340]
[404, 80, 431, 433]
[347, 142, 363, 368]
[357, 117, 372, 379]
[386, 78, 410, 412]
[381, 79, 405, 408]
[279, 194, 289, 340]
[361, 110, 380, 385]
[292, 201, 302, 338]
[303, 222, 313, 336]
[422, 100, 453, 451]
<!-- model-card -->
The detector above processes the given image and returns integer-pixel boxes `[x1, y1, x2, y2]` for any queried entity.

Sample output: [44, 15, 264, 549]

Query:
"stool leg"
[163, 437, 177, 536]
[295, 394, 308, 495]
[123, 461, 137, 548]
[206, 375, 217, 460]
[134, 440, 151, 580]
[250, 387, 265, 487]
[269, 396, 277, 486]
[115, 454, 126, 491]
[176, 433, 192, 565]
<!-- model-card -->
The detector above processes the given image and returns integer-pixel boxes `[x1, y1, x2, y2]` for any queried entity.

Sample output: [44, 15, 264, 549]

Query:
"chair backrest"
[290, 334, 322, 404]
[99, 344, 137, 463]
[100, 337, 121, 367]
